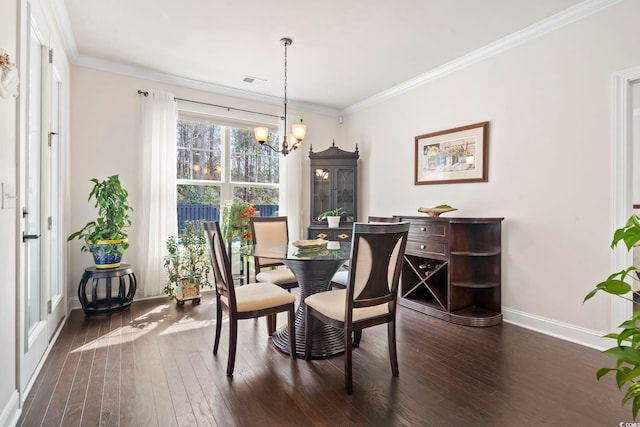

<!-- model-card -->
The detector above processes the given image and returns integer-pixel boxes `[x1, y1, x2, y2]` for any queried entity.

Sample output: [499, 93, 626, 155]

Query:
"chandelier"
[253, 37, 307, 156]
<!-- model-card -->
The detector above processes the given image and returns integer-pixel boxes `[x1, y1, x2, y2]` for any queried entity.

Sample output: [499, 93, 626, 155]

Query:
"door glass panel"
[49, 78, 61, 301]
[312, 168, 331, 220]
[336, 168, 355, 221]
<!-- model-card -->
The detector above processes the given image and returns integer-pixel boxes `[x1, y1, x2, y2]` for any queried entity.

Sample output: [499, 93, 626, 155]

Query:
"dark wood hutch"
[307, 142, 359, 241]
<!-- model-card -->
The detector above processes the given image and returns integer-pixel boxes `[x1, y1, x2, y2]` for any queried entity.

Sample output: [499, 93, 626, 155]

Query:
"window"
[176, 114, 281, 231]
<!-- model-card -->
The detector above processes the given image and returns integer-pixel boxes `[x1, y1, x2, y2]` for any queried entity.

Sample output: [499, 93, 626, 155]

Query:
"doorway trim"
[612, 66, 640, 328]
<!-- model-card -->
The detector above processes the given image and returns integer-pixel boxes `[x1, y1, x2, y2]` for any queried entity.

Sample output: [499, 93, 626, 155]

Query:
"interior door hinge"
[47, 300, 52, 314]
[48, 216, 52, 230]
[48, 132, 58, 147]
[49, 49, 53, 64]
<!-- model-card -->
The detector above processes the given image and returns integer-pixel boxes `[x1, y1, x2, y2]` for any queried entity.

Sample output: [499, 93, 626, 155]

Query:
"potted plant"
[67, 175, 133, 269]
[318, 207, 346, 228]
[164, 220, 211, 305]
[584, 214, 640, 420]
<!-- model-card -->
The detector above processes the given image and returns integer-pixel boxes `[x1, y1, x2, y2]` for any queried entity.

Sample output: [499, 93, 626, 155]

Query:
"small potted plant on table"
[318, 207, 346, 228]
[67, 175, 133, 269]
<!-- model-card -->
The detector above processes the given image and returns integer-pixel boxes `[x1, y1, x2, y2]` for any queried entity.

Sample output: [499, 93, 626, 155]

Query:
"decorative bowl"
[292, 239, 329, 251]
[418, 206, 457, 217]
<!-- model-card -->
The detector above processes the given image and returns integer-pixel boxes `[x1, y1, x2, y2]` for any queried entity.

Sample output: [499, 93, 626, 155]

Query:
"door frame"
[612, 66, 640, 328]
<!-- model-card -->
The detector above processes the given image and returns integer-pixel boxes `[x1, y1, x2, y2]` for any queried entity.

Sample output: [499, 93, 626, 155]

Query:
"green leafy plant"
[220, 199, 256, 246]
[584, 214, 640, 419]
[318, 207, 346, 221]
[67, 175, 133, 255]
[164, 221, 211, 298]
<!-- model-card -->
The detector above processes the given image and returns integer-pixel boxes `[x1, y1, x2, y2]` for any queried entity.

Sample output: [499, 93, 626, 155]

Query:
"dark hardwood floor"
[18, 292, 630, 426]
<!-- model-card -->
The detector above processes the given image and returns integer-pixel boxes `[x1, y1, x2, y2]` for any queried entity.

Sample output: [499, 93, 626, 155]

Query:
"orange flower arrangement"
[221, 199, 256, 245]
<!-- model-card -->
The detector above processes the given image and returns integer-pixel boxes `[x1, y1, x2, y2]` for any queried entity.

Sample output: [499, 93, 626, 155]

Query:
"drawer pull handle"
[420, 227, 426, 231]
[420, 244, 426, 249]
[317, 233, 328, 239]
[337, 233, 350, 240]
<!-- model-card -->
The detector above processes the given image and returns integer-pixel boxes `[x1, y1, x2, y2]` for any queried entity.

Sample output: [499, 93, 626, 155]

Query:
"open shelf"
[450, 280, 500, 289]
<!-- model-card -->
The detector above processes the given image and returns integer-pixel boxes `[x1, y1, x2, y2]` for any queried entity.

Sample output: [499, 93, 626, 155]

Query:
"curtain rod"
[137, 90, 283, 120]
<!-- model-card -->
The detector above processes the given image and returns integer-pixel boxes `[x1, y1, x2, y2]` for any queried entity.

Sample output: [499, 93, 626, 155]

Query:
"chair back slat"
[202, 221, 236, 308]
[347, 222, 409, 309]
[367, 216, 400, 223]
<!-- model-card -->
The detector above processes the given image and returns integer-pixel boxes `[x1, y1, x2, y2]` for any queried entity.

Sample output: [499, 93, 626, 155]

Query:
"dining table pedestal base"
[272, 258, 346, 359]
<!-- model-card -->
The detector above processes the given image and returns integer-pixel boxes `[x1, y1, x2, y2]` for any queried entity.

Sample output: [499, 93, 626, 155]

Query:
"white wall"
[65, 0, 640, 351]
[68, 67, 340, 302]
[0, 1, 18, 425]
[341, 0, 640, 344]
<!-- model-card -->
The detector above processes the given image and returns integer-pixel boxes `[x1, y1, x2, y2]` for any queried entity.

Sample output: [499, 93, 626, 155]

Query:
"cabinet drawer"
[408, 221, 448, 240]
[308, 228, 352, 241]
[406, 240, 448, 258]
[333, 231, 352, 241]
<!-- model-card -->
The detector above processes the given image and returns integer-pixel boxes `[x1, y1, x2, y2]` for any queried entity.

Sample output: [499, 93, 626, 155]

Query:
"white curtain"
[279, 115, 304, 241]
[138, 90, 178, 296]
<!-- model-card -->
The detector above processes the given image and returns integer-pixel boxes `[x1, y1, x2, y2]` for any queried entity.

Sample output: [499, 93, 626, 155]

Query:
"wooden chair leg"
[344, 325, 353, 394]
[287, 305, 296, 359]
[388, 319, 399, 377]
[267, 314, 276, 336]
[353, 330, 362, 347]
[213, 301, 222, 355]
[227, 318, 238, 376]
[304, 308, 313, 361]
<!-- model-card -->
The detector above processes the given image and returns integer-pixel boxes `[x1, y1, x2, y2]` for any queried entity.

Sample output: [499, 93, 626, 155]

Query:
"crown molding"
[49, 0, 78, 59]
[342, 0, 625, 115]
[50, 0, 620, 118]
[74, 55, 341, 117]
[48, 1, 339, 117]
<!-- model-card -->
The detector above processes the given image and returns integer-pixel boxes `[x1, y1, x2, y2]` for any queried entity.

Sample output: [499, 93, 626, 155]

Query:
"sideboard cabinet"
[307, 142, 359, 239]
[395, 216, 504, 327]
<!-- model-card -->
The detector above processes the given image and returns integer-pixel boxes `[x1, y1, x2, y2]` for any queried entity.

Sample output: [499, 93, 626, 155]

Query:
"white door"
[18, 2, 65, 393]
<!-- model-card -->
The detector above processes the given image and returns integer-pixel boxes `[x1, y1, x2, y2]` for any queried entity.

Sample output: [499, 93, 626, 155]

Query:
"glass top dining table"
[239, 241, 351, 359]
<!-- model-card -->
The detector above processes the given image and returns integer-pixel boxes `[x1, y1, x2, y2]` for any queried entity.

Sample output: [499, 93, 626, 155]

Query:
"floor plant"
[584, 214, 640, 419]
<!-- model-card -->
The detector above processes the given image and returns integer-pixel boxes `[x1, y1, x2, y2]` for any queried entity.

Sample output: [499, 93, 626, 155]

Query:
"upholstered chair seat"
[255, 268, 297, 285]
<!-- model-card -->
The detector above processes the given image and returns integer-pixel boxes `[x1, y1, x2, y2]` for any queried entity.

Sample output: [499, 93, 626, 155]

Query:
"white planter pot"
[327, 216, 341, 228]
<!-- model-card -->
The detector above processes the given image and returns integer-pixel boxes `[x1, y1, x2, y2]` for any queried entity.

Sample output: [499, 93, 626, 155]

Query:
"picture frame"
[414, 121, 489, 185]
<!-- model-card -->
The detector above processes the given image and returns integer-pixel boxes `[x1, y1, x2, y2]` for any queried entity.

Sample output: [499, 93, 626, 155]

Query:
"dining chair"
[250, 216, 299, 291]
[304, 222, 410, 393]
[331, 216, 400, 289]
[202, 221, 296, 376]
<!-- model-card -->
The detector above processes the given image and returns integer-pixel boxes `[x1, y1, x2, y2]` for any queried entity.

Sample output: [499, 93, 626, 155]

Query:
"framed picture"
[414, 121, 489, 185]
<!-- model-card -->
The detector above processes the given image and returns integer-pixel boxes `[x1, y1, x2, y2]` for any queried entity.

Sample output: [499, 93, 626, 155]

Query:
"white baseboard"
[68, 293, 173, 312]
[502, 307, 614, 351]
[0, 390, 20, 427]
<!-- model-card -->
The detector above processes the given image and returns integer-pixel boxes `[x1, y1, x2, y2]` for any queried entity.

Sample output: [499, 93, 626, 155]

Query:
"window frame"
[176, 108, 281, 205]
